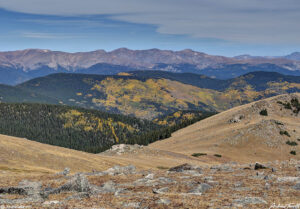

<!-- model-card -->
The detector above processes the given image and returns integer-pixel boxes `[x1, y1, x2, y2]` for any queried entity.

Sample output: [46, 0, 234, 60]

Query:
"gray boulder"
[188, 183, 212, 195]
[0, 180, 44, 204]
[46, 173, 91, 195]
[153, 187, 169, 194]
[105, 165, 136, 175]
[169, 163, 201, 173]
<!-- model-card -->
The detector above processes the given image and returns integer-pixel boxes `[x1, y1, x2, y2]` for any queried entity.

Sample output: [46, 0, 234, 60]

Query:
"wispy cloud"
[21, 32, 81, 39]
[20, 19, 121, 28]
[0, 0, 300, 44]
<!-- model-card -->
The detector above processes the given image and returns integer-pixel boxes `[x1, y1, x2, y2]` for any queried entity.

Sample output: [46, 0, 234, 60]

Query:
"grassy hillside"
[0, 103, 158, 153]
[151, 93, 300, 162]
[0, 134, 133, 174]
[16, 71, 300, 119]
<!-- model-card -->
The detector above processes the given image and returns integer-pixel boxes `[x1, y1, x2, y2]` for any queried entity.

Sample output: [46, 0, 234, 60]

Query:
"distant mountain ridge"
[284, 52, 300, 61]
[1, 48, 300, 84]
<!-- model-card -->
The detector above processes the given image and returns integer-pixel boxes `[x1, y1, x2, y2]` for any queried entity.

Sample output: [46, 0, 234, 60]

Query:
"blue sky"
[0, 0, 300, 56]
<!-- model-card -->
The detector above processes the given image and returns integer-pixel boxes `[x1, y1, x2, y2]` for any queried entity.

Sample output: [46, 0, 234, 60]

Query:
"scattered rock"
[234, 197, 267, 205]
[156, 198, 171, 205]
[169, 163, 195, 172]
[46, 173, 91, 196]
[56, 167, 70, 176]
[0, 180, 44, 204]
[105, 165, 136, 175]
[43, 200, 61, 205]
[123, 202, 141, 208]
[65, 192, 90, 200]
[100, 181, 117, 193]
[104, 144, 143, 155]
[145, 173, 155, 179]
[229, 115, 245, 123]
[234, 181, 244, 188]
[277, 177, 300, 183]
[210, 165, 234, 172]
[153, 187, 169, 194]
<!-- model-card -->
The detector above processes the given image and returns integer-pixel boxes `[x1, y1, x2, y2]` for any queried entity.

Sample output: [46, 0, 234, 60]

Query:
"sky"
[0, 0, 299, 56]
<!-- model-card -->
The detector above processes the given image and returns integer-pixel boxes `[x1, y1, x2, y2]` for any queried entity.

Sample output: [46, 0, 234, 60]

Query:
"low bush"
[259, 109, 268, 116]
[290, 151, 296, 155]
[274, 121, 283, 125]
[192, 153, 207, 157]
[286, 141, 298, 146]
[214, 154, 222, 158]
[280, 130, 291, 137]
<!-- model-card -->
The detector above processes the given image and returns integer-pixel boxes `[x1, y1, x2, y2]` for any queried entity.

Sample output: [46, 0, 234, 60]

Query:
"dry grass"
[0, 134, 135, 175]
[150, 93, 300, 163]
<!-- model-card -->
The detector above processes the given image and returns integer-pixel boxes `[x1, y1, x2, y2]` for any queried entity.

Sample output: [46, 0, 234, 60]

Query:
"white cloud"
[1, 0, 300, 43]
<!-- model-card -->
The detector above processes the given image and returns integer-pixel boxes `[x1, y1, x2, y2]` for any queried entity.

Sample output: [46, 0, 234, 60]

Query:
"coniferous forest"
[0, 103, 214, 153]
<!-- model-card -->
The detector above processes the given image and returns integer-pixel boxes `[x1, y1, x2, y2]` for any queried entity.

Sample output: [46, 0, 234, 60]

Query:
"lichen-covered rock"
[169, 163, 202, 173]
[188, 183, 212, 195]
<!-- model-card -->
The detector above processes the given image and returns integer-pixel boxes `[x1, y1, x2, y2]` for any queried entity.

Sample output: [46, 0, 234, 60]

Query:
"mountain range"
[1, 49, 300, 84]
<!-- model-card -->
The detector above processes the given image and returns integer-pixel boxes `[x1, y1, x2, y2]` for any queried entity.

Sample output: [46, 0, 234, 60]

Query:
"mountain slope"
[150, 93, 300, 162]
[17, 71, 300, 119]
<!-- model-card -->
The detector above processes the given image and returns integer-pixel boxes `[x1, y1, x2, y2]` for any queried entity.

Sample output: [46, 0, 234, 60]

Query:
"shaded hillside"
[0, 103, 158, 153]
[151, 93, 300, 162]
[17, 71, 300, 119]
[0, 84, 57, 104]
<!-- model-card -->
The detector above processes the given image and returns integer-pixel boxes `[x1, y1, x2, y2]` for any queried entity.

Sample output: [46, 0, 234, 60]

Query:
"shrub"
[280, 130, 291, 137]
[275, 121, 283, 125]
[298, 139, 300, 142]
[259, 109, 268, 116]
[214, 154, 222, 158]
[286, 140, 298, 146]
[192, 153, 207, 157]
[290, 151, 296, 155]
[284, 102, 292, 109]
[291, 98, 300, 114]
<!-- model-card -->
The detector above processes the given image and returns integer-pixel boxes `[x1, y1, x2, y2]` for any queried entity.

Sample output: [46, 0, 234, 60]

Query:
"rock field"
[0, 160, 299, 208]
